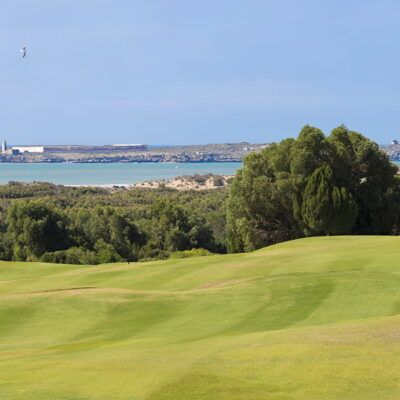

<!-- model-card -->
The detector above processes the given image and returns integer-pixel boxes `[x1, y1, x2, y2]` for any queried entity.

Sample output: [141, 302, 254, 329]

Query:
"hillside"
[1, 236, 400, 399]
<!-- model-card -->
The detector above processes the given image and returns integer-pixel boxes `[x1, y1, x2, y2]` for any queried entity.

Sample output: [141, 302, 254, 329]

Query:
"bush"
[41, 247, 98, 265]
[169, 248, 212, 259]
[192, 174, 207, 184]
[94, 240, 124, 264]
[213, 176, 225, 187]
[138, 246, 169, 261]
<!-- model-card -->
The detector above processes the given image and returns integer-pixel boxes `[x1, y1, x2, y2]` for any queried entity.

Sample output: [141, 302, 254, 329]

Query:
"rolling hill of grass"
[1, 236, 400, 399]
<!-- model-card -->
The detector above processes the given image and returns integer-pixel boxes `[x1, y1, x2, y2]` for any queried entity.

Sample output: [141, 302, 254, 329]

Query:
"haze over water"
[0, 162, 241, 186]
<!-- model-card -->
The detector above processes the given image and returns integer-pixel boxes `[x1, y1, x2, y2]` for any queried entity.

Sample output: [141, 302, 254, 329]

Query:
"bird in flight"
[20, 45, 27, 58]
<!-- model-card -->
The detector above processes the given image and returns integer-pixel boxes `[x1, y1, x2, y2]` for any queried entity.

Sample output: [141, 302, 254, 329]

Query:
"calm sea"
[0, 162, 242, 185]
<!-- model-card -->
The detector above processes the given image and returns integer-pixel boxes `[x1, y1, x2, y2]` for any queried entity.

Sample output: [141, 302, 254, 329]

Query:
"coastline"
[0, 142, 266, 164]
[64, 174, 233, 191]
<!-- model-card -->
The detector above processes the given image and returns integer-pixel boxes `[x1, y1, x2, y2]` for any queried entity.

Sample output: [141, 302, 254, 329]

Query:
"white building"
[12, 146, 44, 153]
[1, 139, 6, 153]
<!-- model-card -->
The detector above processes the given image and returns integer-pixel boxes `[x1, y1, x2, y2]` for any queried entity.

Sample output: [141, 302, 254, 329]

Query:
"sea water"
[0, 162, 242, 186]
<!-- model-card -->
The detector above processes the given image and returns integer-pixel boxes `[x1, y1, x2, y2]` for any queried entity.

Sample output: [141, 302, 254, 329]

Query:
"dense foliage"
[227, 125, 400, 252]
[0, 185, 227, 264]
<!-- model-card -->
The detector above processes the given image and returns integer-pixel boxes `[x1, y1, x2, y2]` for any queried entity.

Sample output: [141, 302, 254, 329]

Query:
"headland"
[0, 140, 266, 163]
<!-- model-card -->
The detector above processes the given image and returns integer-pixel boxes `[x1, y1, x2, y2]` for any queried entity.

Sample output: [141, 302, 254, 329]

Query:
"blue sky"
[1, 0, 400, 145]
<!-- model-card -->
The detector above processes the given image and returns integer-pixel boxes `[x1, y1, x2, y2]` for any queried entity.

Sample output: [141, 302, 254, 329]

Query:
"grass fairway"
[2, 236, 400, 399]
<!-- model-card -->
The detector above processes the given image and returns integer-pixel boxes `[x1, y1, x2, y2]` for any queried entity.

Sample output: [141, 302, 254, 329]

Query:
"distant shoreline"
[0, 142, 266, 164]
[66, 174, 233, 191]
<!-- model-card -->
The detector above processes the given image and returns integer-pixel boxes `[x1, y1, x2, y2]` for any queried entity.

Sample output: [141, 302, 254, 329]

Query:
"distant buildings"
[1, 140, 45, 154]
[112, 144, 147, 149]
[0, 139, 148, 156]
[1, 140, 20, 155]
[42, 144, 148, 153]
[392, 139, 399, 145]
[12, 146, 45, 153]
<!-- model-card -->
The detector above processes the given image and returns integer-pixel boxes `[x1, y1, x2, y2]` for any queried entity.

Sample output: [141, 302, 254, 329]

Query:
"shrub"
[169, 248, 212, 259]
[41, 247, 98, 265]
[213, 176, 225, 187]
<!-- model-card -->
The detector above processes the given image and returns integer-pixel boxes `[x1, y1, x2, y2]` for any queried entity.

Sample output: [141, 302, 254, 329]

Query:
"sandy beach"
[65, 174, 232, 191]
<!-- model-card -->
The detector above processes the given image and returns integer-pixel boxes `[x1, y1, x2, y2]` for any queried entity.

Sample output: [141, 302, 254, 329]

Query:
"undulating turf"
[1, 236, 400, 399]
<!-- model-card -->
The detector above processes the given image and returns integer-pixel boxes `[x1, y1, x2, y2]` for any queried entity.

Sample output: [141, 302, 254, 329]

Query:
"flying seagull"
[20, 45, 27, 58]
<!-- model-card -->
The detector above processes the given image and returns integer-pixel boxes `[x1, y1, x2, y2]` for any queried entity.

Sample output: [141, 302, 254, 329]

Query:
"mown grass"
[1, 236, 400, 399]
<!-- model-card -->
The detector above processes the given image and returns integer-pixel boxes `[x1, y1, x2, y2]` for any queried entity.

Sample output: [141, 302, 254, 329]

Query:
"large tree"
[227, 125, 400, 252]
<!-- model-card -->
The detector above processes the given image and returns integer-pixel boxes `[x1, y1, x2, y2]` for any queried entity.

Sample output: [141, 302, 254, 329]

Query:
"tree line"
[0, 186, 227, 263]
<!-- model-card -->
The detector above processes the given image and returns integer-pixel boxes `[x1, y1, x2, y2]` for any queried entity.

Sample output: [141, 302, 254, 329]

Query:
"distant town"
[2, 137, 400, 163]
[3, 137, 400, 163]
[0, 139, 266, 163]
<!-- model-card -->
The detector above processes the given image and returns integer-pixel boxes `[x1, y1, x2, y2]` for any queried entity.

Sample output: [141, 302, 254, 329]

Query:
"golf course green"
[1, 236, 400, 399]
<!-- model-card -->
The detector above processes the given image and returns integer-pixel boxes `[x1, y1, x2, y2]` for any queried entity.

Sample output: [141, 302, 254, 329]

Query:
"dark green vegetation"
[2, 236, 400, 399]
[0, 184, 227, 263]
[228, 125, 400, 251]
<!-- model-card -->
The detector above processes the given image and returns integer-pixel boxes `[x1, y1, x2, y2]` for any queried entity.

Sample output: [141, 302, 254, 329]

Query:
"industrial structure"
[43, 144, 148, 153]
[1, 140, 148, 156]
[12, 146, 45, 153]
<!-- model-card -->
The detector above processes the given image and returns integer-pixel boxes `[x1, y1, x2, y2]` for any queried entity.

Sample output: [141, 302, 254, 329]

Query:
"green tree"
[7, 200, 68, 261]
[227, 125, 400, 252]
[94, 240, 124, 264]
[302, 164, 358, 234]
[227, 145, 301, 252]
[139, 200, 217, 258]
[68, 206, 144, 261]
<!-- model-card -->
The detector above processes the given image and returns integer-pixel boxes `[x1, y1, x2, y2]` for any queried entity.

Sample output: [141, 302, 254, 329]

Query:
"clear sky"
[1, 1, 400, 145]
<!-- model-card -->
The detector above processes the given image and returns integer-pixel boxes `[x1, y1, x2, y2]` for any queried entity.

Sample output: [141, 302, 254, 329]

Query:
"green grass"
[2, 236, 400, 399]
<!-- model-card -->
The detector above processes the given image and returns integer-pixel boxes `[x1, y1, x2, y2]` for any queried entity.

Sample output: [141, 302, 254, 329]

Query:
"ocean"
[0, 162, 242, 186]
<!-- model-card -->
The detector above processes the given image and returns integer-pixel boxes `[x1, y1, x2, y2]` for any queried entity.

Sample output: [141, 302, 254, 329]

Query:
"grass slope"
[1, 236, 400, 399]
